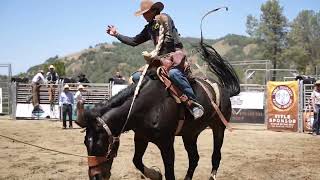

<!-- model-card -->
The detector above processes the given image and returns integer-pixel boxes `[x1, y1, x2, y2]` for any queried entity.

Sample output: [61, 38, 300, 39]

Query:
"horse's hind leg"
[133, 133, 162, 180]
[182, 135, 200, 180]
[209, 122, 226, 180]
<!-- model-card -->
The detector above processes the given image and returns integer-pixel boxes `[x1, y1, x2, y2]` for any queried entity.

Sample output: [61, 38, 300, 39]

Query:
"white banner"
[112, 85, 128, 96]
[230, 92, 264, 110]
[16, 103, 59, 119]
[0, 88, 2, 113]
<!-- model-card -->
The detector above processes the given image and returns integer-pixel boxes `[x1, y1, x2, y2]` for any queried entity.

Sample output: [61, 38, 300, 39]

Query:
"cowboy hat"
[64, 84, 70, 89]
[49, 65, 55, 69]
[315, 80, 320, 85]
[77, 84, 84, 90]
[135, 0, 164, 16]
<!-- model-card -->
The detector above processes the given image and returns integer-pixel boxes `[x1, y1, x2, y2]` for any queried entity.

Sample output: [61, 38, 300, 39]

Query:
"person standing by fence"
[74, 84, 85, 122]
[59, 84, 74, 129]
[311, 80, 320, 136]
[46, 65, 59, 109]
[31, 70, 46, 113]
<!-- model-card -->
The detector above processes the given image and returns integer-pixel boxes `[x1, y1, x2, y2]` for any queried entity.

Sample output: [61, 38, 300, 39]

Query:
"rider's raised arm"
[116, 26, 150, 46]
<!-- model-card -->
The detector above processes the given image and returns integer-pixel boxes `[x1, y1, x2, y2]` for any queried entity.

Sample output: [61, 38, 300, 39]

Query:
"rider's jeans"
[168, 68, 197, 101]
[131, 68, 197, 101]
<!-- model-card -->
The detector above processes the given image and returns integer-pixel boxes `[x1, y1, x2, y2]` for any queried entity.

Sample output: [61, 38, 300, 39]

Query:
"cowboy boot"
[181, 95, 204, 120]
[189, 100, 204, 120]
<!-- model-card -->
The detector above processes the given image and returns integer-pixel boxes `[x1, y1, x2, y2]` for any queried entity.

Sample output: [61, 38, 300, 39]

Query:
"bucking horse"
[76, 7, 240, 180]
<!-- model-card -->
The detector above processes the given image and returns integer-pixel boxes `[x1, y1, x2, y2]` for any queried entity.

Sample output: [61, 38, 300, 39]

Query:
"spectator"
[46, 65, 59, 107]
[110, 71, 126, 85]
[78, 73, 90, 83]
[46, 65, 59, 83]
[311, 80, 320, 136]
[31, 70, 46, 113]
[59, 84, 74, 129]
[74, 84, 85, 122]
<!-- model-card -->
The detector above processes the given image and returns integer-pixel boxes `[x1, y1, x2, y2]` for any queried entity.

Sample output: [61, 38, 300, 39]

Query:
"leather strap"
[87, 156, 108, 167]
[196, 79, 233, 132]
[96, 117, 113, 137]
[157, 67, 188, 103]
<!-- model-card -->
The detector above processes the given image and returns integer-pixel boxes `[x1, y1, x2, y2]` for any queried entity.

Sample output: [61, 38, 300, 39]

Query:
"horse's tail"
[195, 7, 240, 97]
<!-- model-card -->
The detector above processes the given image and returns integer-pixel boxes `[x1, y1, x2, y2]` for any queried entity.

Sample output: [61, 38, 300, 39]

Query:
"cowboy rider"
[106, 0, 204, 119]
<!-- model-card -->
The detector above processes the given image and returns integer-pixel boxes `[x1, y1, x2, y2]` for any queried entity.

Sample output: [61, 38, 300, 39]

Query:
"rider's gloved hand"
[106, 25, 119, 36]
[142, 51, 154, 63]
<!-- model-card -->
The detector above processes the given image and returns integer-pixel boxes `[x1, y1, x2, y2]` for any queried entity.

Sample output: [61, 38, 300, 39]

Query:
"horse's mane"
[85, 76, 150, 120]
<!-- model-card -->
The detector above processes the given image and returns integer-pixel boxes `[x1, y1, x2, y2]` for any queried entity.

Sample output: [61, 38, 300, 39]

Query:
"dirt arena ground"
[0, 119, 319, 180]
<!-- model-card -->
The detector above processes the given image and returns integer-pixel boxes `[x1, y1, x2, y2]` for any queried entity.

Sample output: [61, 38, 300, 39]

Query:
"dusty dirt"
[0, 119, 319, 180]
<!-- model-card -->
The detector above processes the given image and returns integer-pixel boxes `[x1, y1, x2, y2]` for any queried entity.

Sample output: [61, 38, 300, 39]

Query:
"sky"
[0, 0, 319, 75]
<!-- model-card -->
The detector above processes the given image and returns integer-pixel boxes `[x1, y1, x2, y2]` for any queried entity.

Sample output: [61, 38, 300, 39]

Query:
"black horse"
[76, 42, 240, 180]
[76, 8, 239, 180]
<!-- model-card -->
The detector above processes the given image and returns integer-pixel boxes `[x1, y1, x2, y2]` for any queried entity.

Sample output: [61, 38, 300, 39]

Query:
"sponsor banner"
[231, 92, 264, 110]
[267, 81, 299, 132]
[0, 88, 2, 113]
[16, 103, 60, 119]
[231, 109, 264, 124]
[303, 111, 314, 132]
[112, 85, 128, 96]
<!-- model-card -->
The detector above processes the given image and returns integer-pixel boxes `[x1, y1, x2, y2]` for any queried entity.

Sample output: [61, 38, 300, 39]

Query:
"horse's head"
[76, 69, 169, 179]
[77, 102, 120, 180]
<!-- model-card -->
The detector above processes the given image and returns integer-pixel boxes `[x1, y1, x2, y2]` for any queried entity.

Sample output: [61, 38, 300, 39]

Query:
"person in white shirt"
[74, 84, 85, 123]
[75, 84, 85, 105]
[311, 80, 320, 136]
[31, 70, 46, 112]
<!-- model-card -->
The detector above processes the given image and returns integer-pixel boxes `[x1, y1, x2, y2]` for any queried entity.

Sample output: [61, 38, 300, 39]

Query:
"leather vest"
[146, 14, 183, 56]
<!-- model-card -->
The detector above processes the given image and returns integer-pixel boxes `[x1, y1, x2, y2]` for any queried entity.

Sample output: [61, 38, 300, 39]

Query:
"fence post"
[298, 80, 303, 133]
[10, 82, 17, 120]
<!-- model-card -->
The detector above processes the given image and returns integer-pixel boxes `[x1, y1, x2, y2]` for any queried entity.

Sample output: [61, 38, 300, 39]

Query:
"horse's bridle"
[87, 116, 120, 177]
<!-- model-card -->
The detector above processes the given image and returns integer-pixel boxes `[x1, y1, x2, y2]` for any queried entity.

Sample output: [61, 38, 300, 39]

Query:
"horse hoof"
[184, 176, 192, 180]
[209, 174, 216, 180]
[144, 167, 163, 180]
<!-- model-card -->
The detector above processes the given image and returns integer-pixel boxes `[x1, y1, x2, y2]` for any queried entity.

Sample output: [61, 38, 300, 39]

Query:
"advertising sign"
[231, 92, 264, 110]
[16, 103, 60, 119]
[267, 81, 299, 132]
[231, 92, 265, 123]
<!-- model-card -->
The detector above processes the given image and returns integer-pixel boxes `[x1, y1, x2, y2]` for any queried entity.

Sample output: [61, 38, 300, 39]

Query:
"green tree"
[246, 0, 288, 80]
[285, 10, 320, 74]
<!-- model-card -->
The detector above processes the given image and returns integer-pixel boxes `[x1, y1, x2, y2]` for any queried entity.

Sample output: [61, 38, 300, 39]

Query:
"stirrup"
[187, 101, 204, 120]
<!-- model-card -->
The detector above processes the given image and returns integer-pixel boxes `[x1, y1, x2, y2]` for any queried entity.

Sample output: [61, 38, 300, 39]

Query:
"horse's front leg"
[133, 133, 162, 180]
[158, 137, 175, 180]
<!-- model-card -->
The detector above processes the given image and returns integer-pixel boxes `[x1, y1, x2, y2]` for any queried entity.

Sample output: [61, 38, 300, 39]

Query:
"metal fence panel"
[0, 82, 11, 115]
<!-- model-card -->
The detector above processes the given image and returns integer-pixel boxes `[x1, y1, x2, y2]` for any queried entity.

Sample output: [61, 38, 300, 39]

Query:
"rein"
[0, 134, 86, 158]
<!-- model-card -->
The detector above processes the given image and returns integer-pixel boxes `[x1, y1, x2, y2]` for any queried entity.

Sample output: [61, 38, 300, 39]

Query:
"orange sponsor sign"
[267, 81, 299, 132]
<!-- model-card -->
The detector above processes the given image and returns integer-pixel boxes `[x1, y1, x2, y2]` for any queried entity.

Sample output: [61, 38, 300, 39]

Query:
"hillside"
[24, 34, 259, 83]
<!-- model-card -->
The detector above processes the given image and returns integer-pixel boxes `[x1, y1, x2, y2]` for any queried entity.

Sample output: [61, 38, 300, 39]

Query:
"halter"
[87, 116, 120, 177]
